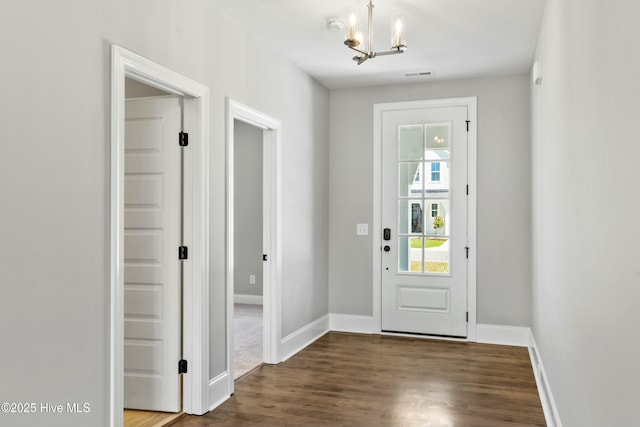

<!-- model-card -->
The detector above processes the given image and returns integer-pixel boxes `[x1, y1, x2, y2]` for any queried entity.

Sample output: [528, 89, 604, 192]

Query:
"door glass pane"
[396, 123, 452, 275]
[426, 148, 450, 160]
[398, 200, 423, 234]
[425, 124, 450, 152]
[424, 237, 449, 273]
[398, 236, 423, 273]
[399, 163, 422, 197]
[424, 199, 449, 236]
[425, 161, 449, 196]
[398, 125, 423, 161]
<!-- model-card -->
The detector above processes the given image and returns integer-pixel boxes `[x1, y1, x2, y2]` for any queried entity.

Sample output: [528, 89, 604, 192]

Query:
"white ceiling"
[216, 0, 545, 89]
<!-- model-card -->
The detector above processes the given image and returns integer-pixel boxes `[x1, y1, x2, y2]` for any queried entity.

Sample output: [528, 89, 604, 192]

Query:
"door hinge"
[179, 131, 189, 147]
[263, 254, 268, 261]
[179, 246, 188, 260]
[466, 312, 469, 322]
[465, 120, 470, 132]
[178, 359, 188, 374]
[465, 247, 469, 259]
[466, 185, 469, 195]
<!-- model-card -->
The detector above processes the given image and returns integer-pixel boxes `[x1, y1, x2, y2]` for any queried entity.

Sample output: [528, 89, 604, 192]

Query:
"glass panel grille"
[397, 123, 452, 275]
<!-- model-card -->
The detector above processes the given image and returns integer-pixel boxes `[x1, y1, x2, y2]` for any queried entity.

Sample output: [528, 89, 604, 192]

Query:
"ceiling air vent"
[405, 71, 433, 77]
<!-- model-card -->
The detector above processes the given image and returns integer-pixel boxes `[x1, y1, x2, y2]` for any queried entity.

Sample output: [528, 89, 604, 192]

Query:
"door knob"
[383, 245, 391, 252]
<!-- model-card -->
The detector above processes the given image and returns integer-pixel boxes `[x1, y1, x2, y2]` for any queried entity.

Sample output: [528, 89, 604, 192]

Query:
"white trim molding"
[372, 97, 478, 341]
[529, 331, 563, 427]
[208, 372, 231, 412]
[234, 294, 264, 305]
[473, 324, 563, 427]
[476, 324, 531, 347]
[110, 45, 210, 427]
[327, 317, 532, 345]
[280, 315, 330, 362]
[329, 314, 374, 334]
[226, 98, 282, 397]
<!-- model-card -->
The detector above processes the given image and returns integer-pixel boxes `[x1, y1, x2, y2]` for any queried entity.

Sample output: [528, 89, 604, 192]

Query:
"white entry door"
[124, 96, 182, 412]
[381, 105, 469, 337]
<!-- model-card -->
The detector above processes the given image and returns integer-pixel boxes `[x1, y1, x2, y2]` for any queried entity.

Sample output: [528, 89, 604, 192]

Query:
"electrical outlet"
[249, 275, 256, 285]
[356, 223, 369, 235]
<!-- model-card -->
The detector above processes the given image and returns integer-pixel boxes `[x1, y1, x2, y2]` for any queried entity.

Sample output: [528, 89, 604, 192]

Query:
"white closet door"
[124, 96, 181, 412]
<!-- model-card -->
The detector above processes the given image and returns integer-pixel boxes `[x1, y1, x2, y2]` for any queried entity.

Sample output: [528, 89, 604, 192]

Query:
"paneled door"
[381, 105, 469, 337]
[124, 96, 182, 412]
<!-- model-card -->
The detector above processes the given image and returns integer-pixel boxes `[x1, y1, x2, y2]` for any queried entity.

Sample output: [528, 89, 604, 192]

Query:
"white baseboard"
[476, 325, 561, 426]
[329, 313, 374, 334]
[529, 331, 563, 427]
[234, 294, 263, 305]
[216, 313, 561, 427]
[476, 323, 530, 347]
[208, 371, 231, 412]
[280, 314, 329, 362]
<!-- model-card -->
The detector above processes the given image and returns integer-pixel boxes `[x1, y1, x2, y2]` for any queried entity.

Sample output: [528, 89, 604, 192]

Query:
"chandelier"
[344, 0, 407, 65]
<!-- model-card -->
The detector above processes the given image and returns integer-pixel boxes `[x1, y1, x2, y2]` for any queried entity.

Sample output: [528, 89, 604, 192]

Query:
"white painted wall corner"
[528, 330, 563, 427]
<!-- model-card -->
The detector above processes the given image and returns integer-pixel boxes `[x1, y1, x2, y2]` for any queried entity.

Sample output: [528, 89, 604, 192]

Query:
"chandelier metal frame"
[344, 0, 407, 65]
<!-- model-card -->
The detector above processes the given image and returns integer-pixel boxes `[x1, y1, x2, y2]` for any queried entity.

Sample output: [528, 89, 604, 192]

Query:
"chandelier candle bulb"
[346, 13, 357, 43]
[392, 18, 405, 49]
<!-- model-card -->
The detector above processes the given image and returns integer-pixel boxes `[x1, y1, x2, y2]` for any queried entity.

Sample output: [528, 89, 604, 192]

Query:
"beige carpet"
[233, 303, 263, 379]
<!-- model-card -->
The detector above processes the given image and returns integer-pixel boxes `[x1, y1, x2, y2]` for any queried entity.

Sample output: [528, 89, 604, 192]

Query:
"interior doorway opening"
[226, 98, 282, 397]
[232, 120, 265, 379]
[111, 45, 210, 427]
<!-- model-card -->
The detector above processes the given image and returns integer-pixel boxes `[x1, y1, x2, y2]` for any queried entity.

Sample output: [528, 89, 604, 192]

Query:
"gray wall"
[234, 120, 263, 297]
[329, 75, 532, 326]
[531, 0, 640, 425]
[209, 10, 330, 375]
[0, 2, 329, 426]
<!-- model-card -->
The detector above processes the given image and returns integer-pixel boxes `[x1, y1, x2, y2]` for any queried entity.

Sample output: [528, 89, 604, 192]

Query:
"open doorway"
[111, 45, 210, 427]
[232, 120, 265, 379]
[226, 98, 281, 396]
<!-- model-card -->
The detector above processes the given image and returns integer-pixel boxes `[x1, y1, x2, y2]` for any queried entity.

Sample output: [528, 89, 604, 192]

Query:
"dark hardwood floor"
[173, 332, 545, 427]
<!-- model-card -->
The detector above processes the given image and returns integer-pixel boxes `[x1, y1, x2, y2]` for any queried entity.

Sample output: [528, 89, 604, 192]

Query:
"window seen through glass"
[431, 162, 441, 181]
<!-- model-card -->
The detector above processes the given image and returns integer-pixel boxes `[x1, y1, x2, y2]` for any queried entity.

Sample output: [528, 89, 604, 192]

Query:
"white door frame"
[372, 97, 477, 341]
[110, 45, 210, 427]
[226, 98, 281, 395]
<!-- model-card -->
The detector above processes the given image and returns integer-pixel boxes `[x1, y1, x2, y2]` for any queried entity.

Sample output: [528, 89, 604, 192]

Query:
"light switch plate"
[356, 223, 369, 235]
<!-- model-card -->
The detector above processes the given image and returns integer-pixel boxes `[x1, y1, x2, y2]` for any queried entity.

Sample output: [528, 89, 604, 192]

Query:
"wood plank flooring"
[124, 409, 184, 427]
[173, 332, 545, 427]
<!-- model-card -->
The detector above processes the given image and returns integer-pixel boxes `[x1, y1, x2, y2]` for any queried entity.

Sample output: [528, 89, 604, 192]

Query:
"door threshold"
[123, 409, 185, 427]
[235, 363, 264, 383]
[381, 330, 467, 342]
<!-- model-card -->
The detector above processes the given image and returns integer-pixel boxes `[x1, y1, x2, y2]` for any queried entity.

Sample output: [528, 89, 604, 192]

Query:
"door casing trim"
[226, 98, 282, 397]
[372, 97, 477, 340]
[110, 45, 210, 427]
